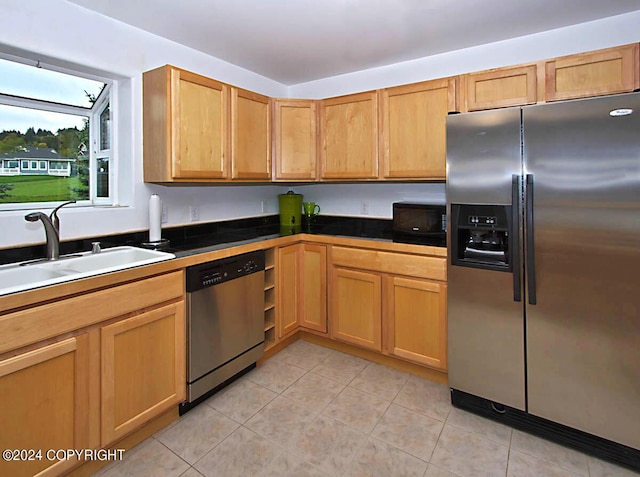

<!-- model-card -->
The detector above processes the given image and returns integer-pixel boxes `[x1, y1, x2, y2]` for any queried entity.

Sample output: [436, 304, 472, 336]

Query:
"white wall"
[1, 2, 639, 249]
[288, 11, 640, 98]
[0, 0, 289, 249]
[291, 183, 445, 219]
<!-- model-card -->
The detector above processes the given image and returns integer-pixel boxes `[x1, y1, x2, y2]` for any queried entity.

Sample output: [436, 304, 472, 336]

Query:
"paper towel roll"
[149, 194, 162, 242]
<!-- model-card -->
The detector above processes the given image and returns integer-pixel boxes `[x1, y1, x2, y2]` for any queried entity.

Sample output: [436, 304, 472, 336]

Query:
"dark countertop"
[0, 215, 446, 266]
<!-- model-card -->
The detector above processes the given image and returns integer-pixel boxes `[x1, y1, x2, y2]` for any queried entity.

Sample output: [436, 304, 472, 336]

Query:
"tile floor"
[94, 340, 639, 477]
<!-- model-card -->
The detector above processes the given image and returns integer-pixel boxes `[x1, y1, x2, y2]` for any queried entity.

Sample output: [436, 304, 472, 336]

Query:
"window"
[0, 56, 114, 207]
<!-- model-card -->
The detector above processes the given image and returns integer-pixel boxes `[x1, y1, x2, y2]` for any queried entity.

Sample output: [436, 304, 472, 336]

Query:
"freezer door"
[524, 92, 640, 450]
[446, 109, 526, 410]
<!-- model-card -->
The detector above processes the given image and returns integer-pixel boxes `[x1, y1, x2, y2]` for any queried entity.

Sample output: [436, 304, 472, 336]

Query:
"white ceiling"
[69, 0, 640, 85]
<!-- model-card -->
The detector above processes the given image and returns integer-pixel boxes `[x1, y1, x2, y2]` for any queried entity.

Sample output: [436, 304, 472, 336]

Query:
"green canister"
[278, 190, 303, 228]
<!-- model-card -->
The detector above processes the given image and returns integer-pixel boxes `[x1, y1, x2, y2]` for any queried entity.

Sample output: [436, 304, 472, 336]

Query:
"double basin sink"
[0, 246, 175, 296]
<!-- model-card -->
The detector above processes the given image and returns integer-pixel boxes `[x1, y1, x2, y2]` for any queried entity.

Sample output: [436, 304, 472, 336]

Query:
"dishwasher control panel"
[186, 250, 265, 292]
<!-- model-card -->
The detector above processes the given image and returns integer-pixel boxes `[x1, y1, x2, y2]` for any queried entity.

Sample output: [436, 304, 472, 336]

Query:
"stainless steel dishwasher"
[181, 250, 265, 414]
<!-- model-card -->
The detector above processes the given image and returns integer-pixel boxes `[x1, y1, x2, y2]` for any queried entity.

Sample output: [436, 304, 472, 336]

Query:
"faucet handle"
[91, 242, 101, 254]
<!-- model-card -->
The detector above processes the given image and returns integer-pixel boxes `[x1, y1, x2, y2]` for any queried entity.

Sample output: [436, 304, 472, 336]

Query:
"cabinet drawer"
[331, 246, 446, 281]
[0, 271, 184, 354]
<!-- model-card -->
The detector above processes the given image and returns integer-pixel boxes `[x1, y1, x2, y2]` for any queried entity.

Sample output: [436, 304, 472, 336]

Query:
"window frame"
[0, 54, 115, 210]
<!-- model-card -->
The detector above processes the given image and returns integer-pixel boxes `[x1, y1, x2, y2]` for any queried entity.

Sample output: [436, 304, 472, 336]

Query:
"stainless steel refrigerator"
[446, 92, 640, 470]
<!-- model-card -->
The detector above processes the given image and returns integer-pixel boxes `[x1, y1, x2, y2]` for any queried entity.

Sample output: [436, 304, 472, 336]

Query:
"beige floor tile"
[345, 437, 428, 477]
[272, 339, 333, 370]
[394, 376, 452, 422]
[311, 350, 368, 384]
[430, 424, 509, 477]
[511, 430, 589, 476]
[154, 404, 238, 464]
[445, 407, 512, 446]
[350, 362, 410, 401]
[282, 371, 346, 411]
[246, 358, 307, 393]
[98, 438, 188, 477]
[507, 449, 585, 477]
[425, 464, 463, 477]
[260, 452, 330, 477]
[323, 386, 391, 434]
[289, 413, 367, 476]
[205, 377, 277, 423]
[587, 456, 640, 477]
[371, 404, 444, 461]
[179, 468, 204, 477]
[194, 426, 279, 477]
[245, 395, 317, 447]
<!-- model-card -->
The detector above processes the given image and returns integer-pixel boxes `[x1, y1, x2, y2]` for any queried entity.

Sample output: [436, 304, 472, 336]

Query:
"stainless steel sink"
[0, 246, 175, 296]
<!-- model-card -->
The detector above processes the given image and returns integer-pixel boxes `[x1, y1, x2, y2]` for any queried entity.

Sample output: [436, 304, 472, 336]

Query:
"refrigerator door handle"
[512, 174, 521, 302]
[526, 174, 537, 305]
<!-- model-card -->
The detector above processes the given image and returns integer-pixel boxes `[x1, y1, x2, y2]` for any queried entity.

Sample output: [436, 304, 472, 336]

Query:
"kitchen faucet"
[24, 200, 76, 260]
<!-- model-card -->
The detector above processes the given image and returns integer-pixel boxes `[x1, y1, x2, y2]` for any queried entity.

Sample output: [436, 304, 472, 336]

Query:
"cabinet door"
[173, 69, 229, 179]
[273, 99, 318, 181]
[464, 65, 538, 111]
[101, 302, 185, 446]
[545, 44, 639, 102]
[231, 88, 271, 180]
[385, 277, 447, 370]
[380, 78, 456, 179]
[0, 336, 91, 477]
[277, 244, 300, 338]
[330, 267, 382, 351]
[320, 92, 378, 179]
[300, 244, 327, 333]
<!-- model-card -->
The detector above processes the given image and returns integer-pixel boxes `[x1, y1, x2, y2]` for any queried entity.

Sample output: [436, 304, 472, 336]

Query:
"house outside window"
[0, 56, 114, 207]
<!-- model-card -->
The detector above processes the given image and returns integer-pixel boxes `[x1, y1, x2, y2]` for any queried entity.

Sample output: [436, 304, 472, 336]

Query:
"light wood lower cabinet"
[0, 271, 185, 476]
[299, 244, 327, 333]
[385, 277, 447, 370]
[100, 301, 185, 446]
[329, 246, 447, 370]
[277, 244, 300, 338]
[330, 267, 382, 351]
[0, 336, 91, 477]
[277, 243, 328, 340]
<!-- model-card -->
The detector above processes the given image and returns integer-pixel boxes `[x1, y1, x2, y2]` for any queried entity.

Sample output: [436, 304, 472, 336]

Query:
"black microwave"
[392, 202, 447, 246]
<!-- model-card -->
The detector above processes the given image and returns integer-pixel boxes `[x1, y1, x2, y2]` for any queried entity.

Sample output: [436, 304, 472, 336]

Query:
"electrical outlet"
[361, 200, 369, 215]
[261, 200, 267, 214]
[161, 205, 168, 224]
[189, 206, 199, 222]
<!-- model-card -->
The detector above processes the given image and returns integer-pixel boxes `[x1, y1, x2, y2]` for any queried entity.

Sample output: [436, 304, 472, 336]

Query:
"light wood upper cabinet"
[144, 65, 229, 181]
[272, 99, 318, 181]
[380, 78, 457, 179]
[101, 301, 185, 446]
[385, 277, 447, 370]
[463, 64, 539, 111]
[320, 91, 379, 179]
[545, 44, 640, 102]
[330, 267, 382, 351]
[0, 336, 92, 477]
[231, 88, 271, 180]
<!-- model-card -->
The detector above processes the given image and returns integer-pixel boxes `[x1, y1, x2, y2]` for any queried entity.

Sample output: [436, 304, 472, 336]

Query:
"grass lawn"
[0, 175, 88, 203]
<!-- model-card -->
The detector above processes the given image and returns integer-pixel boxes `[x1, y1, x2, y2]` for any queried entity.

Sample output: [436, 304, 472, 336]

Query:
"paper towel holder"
[140, 237, 170, 251]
